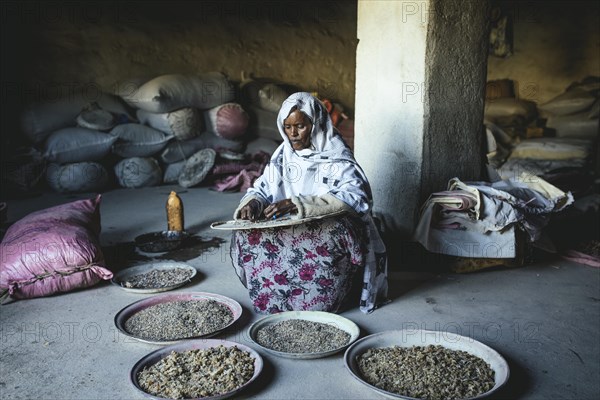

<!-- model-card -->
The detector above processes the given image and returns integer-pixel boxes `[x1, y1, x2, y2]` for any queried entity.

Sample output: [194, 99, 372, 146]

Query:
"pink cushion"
[0, 195, 112, 301]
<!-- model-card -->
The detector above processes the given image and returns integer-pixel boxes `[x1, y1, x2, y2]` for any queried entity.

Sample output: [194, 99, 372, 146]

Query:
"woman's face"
[283, 110, 312, 150]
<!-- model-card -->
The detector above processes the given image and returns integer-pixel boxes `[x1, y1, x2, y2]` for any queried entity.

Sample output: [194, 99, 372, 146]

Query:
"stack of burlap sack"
[484, 76, 599, 142]
[540, 77, 599, 140]
[484, 77, 598, 196]
[12, 73, 301, 193]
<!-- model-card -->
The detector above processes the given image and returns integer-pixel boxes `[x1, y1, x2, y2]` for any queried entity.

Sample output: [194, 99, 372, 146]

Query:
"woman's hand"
[264, 199, 298, 220]
[239, 199, 263, 221]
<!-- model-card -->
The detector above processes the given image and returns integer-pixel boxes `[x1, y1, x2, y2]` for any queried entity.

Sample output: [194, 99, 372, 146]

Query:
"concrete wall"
[1, 1, 359, 143]
[487, 0, 600, 103]
[421, 0, 490, 200]
[355, 0, 489, 239]
[354, 0, 428, 236]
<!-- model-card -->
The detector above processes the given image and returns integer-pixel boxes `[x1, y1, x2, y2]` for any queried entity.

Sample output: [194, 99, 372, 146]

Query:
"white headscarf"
[246, 92, 373, 215]
[241, 92, 388, 313]
[277, 91, 339, 153]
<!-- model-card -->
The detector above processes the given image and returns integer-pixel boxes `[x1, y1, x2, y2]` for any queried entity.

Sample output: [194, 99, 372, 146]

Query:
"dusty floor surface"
[1, 186, 599, 400]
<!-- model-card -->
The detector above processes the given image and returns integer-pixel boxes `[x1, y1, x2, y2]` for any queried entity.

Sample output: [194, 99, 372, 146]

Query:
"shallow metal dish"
[130, 339, 263, 400]
[247, 310, 360, 359]
[134, 230, 189, 253]
[114, 292, 243, 345]
[111, 262, 197, 294]
[344, 329, 510, 400]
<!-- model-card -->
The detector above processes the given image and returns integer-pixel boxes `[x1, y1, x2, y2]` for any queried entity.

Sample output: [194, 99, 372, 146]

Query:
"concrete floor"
[1, 186, 599, 400]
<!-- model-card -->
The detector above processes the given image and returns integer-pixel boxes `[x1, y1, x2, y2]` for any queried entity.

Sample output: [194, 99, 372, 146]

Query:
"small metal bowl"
[111, 262, 197, 294]
[134, 230, 189, 253]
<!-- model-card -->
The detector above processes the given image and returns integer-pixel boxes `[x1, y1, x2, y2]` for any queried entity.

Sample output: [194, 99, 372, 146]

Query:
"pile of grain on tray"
[138, 345, 255, 399]
[256, 319, 350, 353]
[357, 344, 495, 400]
[125, 300, 233, 341]
[122, 268, 194, 289]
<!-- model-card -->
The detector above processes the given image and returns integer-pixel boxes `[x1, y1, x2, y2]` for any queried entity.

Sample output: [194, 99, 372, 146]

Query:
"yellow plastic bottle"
[166, 191, 184, 232]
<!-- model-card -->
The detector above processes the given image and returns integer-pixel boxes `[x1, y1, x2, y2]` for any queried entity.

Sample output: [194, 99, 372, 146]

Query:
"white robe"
[235, 92, 388, 313]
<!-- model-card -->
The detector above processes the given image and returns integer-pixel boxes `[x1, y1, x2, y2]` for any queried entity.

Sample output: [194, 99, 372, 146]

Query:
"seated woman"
[231, 92, 388, 314]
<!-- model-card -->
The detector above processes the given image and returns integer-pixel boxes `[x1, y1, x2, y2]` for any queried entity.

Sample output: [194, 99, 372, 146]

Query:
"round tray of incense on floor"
[131, 339, 263, 400]
[247, 310, 360, 359]
[344, 329, 510, 400]
[111, 262, 197, 294]
[114, 292, 243, 345]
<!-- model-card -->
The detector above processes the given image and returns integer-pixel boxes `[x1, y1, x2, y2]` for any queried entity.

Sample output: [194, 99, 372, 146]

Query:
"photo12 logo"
[1, 322, 105, 345]
[401, 1, 434, 24]
[398, 321, 541, 344]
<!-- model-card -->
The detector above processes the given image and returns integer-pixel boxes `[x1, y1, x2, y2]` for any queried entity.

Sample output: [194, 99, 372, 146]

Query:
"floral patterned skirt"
[230, 216, 366, 314]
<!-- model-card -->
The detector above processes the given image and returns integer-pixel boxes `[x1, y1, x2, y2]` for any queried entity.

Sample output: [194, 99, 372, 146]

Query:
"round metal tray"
[210, 210, 347, 230]
[344, 329, 510, 399]
[130, 339, 263, 400]
[114, 292, 243, 345]
[111, 262, 197, 294]
[247, 310, 360, 359]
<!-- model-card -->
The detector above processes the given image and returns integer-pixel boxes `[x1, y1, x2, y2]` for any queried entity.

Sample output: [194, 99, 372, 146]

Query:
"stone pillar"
[355, 0, 490, 242]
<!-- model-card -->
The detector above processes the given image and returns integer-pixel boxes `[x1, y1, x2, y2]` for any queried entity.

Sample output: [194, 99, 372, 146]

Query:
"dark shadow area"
[353, 321, 376, 338]
[545, 194, 600, 253]
[225, 304, 253, 341]
[488, 353, 533, 400]
[186, 270, 205, 287]
[336, 266, 368, 314]
[386, 274, 435, 302]
[241, 352, 276, 398]
[156, 236, 226, 262]
[335, 256, 435, 314]
[102, 241, 152, 271]
[385, 237, 456, 273]
[384, 213, 600, 276]
[102, 235, 226, 272]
